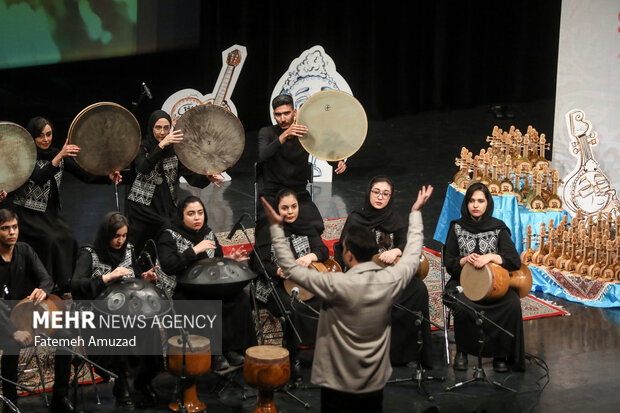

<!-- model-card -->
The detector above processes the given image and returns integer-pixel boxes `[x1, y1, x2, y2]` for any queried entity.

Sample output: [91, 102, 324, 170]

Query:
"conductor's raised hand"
[261, 196, 283, 226]
[158, 129, 184, 148]
[411, 185, 434, 212]
[0, 190, 6, 203]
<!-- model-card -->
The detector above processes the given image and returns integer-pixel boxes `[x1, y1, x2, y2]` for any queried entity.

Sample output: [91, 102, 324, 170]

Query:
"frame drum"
[296, 90, 367, 161]
[10, 294, 66, 337]
[68, 102, 141, 175]
[0, 122, 37, 192]
[174, 104, 245, 175]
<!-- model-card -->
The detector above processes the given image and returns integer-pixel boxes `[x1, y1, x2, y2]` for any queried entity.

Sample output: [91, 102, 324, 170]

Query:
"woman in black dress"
[252, 188, 329, 381]
[71, 212, 158, 409]
[334, 175, 432, 367]
[157, 195, 256, 371]
[13, 116, 120, 293]
[126, 110, 221, 253]
[443, 182, 525, 372]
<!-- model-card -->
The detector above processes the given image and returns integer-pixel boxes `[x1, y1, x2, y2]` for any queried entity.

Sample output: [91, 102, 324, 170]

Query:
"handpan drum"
[296, 90, 367, 161]
[93, 278, 170, 318]
[68, 102, 141, 175]
[177, 257, 257, 299]
[174, 104, 245, 175]
[0, 122, 37, 192]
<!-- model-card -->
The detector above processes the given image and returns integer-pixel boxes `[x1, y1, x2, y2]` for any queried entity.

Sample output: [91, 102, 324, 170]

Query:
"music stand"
[443, 292, 516, 393]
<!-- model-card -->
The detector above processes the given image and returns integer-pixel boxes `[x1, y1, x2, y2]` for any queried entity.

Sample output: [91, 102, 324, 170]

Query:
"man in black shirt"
[256, 94, 346, 244]
[0, 209, 74, 413]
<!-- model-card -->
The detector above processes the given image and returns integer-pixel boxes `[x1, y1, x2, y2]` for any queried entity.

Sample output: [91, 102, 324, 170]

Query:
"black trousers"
[320, 387, 383, 413]
[0, 329, 73, 405]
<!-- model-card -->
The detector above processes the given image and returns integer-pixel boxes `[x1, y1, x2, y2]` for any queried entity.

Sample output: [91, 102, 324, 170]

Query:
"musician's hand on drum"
[28, 288, 47, 305]
[334, 160, 347, 174]
[104, 266, 132, 283]
[411, 185, 434, 212]
[141, 267, 158, 283]
[227, 246, 249, 262]
[193, 239, 216, 254]
[109, 171, 122, 184]
[261, 196, 284, 226]
[13, 330, 33, 346]
[276, 267, 285, 279]
[462, 253, 480, 267]
[378, 249, 400, 265]
[53, 139, 80, 166]
[159, 130, 184, 148]
[279, 124, 308, 143]
[0, 190, 6, 202]
[207, 173, 225, 188]
[295, 254, 315, 268]
[472, 254, 501, 268]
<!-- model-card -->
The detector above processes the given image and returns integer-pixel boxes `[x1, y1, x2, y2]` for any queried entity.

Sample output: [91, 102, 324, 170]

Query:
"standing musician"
[0, 209, 74, 413]
[71, 212, 159, 409]
[334, 176, 433, 368]
[261, 185, 433, 413]
[12, 117, 121, 294]
[443, 182, 525, 372]
[157, 196, 257, 371]
[252, 188, 329, 382]
[126, 110, 223, 253]
[255, 94, 347, 246]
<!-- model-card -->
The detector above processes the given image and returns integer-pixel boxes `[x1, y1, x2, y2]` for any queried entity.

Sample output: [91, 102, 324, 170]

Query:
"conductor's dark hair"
[0, 209, 18, 225]
[26, 116, 51, 139]
[271, 94, 294, 110]
[343, 225, 377, 263]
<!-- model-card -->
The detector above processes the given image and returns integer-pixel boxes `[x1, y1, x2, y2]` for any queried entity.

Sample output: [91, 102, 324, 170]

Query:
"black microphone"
[227, 214, 246, 240]
[290, 287, 300, 306]
[142, 82, 153, 100]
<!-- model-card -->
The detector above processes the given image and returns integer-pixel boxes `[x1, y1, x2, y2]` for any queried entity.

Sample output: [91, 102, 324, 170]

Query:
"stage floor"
[15, 100, 620, 413]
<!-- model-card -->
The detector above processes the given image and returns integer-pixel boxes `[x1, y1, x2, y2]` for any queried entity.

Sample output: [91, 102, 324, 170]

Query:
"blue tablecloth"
[530, 266, 620, 308]
[433, 184, 571, 255]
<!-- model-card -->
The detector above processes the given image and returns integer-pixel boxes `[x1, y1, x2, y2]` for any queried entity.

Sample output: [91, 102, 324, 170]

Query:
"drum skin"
[167, 334, 211, 378]
[244, 345, 290, 390]
[10, 294, 66, 337]
[461, 263, 510, 302]
[0, 122, 37, 192]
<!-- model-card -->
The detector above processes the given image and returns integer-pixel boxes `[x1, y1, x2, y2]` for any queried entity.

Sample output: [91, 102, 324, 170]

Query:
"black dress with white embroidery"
[444, 222, 525, 370]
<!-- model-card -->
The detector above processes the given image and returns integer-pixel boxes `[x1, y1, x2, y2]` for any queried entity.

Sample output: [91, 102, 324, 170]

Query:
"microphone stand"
[141, 248, 195, 413]
[233, 215, 310, 409]
[442, 291, 516, 393]
[36, 332, 118, 413]
[387, 304, 445, 400]
[0, 375, 35, 413]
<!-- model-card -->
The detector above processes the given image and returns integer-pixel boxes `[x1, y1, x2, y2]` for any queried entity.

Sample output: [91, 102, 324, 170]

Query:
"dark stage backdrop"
[0, 0, 561, 149]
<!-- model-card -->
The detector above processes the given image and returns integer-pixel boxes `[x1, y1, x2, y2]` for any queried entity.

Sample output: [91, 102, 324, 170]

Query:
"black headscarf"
[276, 189, 318, 238]
[343, 176, 406, 235]
[451, 182, 510, 234]
[26, 116, 60, 161]
[170, 196, 214, 244]
[144, 110, 174, 157]
[93, 212, 130, 268]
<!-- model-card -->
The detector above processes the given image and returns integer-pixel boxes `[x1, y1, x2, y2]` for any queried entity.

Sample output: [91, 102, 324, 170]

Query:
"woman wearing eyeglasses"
[334, 176, 432, 368]
[126, 110, 222, 253]
[12, 116, 120, 294]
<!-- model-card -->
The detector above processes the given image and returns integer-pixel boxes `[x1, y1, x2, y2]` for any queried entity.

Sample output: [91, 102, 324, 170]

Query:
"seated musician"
[261, 186, 432, 413]
[254, 94, 346, 251]
[0, 209, 74, 413]
[157, 196, 257, 371]
[251, 188, 329, 382]
[71, 212, 159, 409]
[443, 182, 525, 372]
[334, 176, 433, 368]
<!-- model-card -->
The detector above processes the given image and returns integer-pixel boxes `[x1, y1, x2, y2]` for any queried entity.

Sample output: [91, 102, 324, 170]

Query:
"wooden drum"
[167, 335, 211, 412]
[10, 294, 65, 337]
[461, 262, 533, 302]
[283, 258, 342, 301]
[243, 345, 290, 413]
[371, 252, 430, 280]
